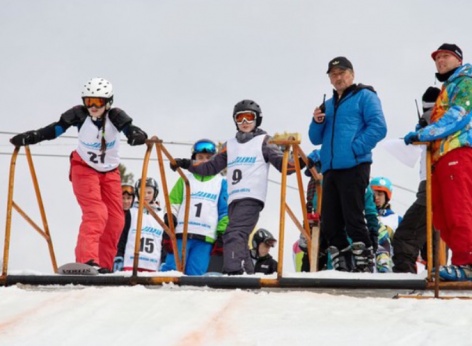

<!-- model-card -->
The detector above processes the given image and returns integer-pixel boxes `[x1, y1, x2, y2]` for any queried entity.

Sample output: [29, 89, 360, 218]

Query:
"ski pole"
[416, 99, 428, 128]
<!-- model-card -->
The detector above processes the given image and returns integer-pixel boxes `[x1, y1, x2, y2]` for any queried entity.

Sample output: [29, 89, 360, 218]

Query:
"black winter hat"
[431, 43, 463, 61]
[422, 87, 441, 112]
[326, 56, 353, 73]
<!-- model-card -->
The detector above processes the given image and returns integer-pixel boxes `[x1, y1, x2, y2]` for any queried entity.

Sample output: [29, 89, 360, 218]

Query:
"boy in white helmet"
[10, 78, 148, 273]
[171, 100, 304, 275]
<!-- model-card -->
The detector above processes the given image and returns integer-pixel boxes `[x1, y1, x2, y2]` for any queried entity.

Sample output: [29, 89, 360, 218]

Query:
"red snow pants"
[432, 147, 472, 266]
[70, 151, 124, 270]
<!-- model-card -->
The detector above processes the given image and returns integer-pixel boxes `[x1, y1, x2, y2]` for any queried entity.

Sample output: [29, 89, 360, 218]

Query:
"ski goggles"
[234, 111, 257, 124]
[83, 97, 107, 108]
[192, 140, 217, 155]
[121, 185, 135, 195]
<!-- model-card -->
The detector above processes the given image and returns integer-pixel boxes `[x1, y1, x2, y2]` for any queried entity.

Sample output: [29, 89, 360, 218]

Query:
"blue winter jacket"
[309, 84, 387, 173]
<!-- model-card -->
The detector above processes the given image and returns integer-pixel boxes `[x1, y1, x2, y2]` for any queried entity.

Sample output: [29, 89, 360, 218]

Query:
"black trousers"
[320, 163, 371, 251]
[392, 180, 427, 273]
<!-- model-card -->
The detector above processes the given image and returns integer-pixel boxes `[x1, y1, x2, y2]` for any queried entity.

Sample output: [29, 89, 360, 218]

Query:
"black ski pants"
[392, 180, 427, 273]
[320, 163, 371, 251]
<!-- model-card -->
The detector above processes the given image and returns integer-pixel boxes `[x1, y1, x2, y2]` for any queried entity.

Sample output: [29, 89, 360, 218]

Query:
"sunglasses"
[193, 140, 217, 155]
[234, 111, 257, 124]
[83, 97, 107, 108]
[122, 185, 135, 195]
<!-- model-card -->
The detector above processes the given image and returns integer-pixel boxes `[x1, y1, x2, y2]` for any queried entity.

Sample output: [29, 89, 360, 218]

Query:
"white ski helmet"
[81, 77, 114, 109]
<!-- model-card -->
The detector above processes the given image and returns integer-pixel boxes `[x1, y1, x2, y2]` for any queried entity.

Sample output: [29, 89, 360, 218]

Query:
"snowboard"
[57, 262, 99, 276]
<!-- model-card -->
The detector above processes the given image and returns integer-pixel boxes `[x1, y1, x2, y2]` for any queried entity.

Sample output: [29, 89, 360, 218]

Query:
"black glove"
[306, 157, 315, 169]
[170, 158, 191, 171]
[126, 125, 147, 146]
[369, 228, 379, 253]
[211, 234, 224, 256]
[10, 130, 42, 147]
[418, 118, 428, 129]
[164, 213, 178, 228]
[162, 232, 173, 254]
[298, 157, 306, 169]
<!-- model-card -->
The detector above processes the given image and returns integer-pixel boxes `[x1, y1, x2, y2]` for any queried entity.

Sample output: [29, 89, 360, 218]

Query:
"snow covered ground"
[1, 271, 472, 346]
[2, 2, 472, 345]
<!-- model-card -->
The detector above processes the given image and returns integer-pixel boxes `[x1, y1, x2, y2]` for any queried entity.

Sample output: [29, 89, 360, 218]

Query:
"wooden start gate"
[1, 136, 471, 298]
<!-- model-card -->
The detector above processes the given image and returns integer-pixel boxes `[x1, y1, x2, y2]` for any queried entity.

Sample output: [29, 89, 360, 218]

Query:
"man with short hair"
[404, 43, 472, 281]
[309, 57, 387, 273]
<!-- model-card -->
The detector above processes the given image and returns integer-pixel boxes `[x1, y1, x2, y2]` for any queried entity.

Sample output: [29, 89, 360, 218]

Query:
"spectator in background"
[370, 177, 402, 273]
[114, 184, 134, 272]
[309, 56, 387, 273]
[250, 228, 278, 275]
[404, 43, 472, 281]
[393, 86, 440, 273]
[114, 178, 163, 272]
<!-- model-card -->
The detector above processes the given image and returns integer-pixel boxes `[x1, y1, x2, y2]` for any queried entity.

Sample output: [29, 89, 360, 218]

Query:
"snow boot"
[318, 250, 328, 271]
[437, 265, 472, 281]
[351, 242, 374, 273]
[327, 245, 353, 272]
[85, 260, 112, 274]
[376, 251, 393, 273]
[223, 269, 244, 276]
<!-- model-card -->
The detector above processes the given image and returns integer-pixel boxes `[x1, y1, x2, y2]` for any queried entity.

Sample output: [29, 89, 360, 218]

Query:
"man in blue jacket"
[309, 57, 387, 272]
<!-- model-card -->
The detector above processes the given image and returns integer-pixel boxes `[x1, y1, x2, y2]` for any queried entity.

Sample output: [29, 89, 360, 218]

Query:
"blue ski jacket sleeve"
[309, 84, 387, 173]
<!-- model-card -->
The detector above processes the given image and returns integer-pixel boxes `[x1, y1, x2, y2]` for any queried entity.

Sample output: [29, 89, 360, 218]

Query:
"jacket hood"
[354, 83, 376, 94]
[451, 63, 472, 80]
[333, 83, 377, 100]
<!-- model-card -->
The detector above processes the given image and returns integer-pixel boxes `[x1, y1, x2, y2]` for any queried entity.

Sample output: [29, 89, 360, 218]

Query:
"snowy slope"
[1, 283, 472, 346]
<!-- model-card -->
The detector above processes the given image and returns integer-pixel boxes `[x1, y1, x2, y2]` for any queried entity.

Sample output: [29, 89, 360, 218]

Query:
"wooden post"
[2, 146, 57, 276]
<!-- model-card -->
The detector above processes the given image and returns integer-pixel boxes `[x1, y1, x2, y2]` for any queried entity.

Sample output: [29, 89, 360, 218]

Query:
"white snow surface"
[1, 271, 472, 346]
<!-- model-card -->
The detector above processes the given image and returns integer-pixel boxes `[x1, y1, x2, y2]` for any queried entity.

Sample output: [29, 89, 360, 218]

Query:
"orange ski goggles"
[121, 185, 135, 195]
[83, 97, 107, 108]
[234, 111, 257, 124]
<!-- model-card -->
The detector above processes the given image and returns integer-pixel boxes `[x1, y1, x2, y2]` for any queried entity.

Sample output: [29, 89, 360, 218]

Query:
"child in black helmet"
[171, 99, 304, 275]
[393, 86, 441, 274]
[250, 228, 278, 275]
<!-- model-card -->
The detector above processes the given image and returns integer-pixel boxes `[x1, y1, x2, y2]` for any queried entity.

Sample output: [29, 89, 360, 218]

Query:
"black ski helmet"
[191, 139, 217, 160]
[233, 99, 263, 129]
[251, 228, 276, 258]
[135, 177, 159, 201]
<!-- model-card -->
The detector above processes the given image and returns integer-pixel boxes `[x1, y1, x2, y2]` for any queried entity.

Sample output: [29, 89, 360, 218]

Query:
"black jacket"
[254, 255, 278, 274]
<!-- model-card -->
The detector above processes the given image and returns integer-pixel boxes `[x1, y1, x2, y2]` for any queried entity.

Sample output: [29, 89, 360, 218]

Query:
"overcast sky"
[1, 0, 470, 272]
